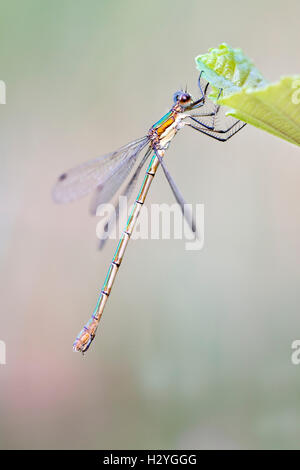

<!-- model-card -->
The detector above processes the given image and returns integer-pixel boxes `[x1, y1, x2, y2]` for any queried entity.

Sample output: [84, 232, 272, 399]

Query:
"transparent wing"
[98, 146, 152, 249]
[52, 136, 149, 204]
[89, 143, 150, 215]
[155, 151, 197, 234]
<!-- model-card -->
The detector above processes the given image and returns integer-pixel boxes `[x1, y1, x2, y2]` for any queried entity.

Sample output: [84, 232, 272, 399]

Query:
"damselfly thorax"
[148, 105, 186, 151]
[53, 74, 246, 354]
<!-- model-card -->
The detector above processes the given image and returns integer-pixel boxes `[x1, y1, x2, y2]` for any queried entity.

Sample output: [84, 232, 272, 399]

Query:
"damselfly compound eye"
[173, 91, 192, 106]
[180, 93, 191, 103]
[173, 91, 182, 103]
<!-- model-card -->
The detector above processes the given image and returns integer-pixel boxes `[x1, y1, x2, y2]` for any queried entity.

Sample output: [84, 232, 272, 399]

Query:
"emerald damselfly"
[53, 73, 246, 353]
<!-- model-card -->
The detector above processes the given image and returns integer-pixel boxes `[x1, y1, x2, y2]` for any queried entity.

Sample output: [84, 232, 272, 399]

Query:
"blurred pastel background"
[1, 0, 300, 450]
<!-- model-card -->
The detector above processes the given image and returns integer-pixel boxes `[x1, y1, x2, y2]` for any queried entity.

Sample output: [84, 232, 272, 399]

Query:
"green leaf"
[219, 76, 300, 147]
[195, 43, 268, 98]
[195, 43, 300, 147]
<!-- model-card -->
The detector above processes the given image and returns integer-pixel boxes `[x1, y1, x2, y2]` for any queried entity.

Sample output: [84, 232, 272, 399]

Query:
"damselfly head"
[173, 91, 192, 108]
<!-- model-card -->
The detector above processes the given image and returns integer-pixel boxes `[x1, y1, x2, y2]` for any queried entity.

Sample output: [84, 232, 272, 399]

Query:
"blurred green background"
[1, 0, 300, 450]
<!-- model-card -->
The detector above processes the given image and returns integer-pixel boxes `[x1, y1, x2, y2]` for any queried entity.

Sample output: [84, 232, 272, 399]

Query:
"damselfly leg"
[186, 73, 247, 141]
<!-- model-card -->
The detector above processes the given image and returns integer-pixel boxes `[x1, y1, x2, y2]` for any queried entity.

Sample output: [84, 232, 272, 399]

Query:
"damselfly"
[53, 73, 246, 354]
